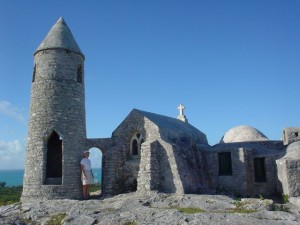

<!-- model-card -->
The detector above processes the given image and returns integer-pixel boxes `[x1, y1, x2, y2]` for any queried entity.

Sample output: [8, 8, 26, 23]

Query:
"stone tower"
[22, 17, 86, 201]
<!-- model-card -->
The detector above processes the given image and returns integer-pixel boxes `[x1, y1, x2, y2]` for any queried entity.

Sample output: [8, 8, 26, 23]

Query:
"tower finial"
[177, 104, 188, 123]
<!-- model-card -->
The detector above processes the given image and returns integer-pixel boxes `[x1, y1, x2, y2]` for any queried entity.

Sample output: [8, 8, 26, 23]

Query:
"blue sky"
[0, 1, 299, 169]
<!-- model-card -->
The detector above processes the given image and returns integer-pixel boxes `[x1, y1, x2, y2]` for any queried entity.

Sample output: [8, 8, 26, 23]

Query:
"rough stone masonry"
[22, 17, 300, 204]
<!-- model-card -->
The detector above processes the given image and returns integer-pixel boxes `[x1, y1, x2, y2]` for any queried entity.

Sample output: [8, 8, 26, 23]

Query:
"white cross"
[178, 104, 185, 115]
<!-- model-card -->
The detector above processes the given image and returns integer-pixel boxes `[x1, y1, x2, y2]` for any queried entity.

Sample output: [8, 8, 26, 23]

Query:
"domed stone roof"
[220, 125, 268, 143]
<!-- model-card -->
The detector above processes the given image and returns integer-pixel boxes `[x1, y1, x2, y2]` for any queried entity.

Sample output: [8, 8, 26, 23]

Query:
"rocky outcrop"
[1, 193, 300, 225]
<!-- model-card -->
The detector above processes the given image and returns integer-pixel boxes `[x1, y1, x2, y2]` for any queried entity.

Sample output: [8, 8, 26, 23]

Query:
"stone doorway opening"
[45, 130, 62, 185]
[88, 147, 103, 198]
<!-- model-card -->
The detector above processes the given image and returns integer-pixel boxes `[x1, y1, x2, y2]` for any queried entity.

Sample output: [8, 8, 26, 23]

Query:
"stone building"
[22, 18, 300, 202]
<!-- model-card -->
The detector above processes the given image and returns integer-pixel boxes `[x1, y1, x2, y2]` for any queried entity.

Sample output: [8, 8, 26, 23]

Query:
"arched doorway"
[45, 130, 62, 185]
[88, 147, 103, 197]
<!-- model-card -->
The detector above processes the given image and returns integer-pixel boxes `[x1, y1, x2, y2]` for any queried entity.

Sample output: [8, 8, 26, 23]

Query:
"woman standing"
[80, 151, 94, 199]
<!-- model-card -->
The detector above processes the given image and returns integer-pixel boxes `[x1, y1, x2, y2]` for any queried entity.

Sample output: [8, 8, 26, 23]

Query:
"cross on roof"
[178, 104, 185, 116]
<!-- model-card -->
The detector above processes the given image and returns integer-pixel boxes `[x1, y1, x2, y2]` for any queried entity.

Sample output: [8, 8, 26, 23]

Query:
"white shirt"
[80, 158, 92, 170]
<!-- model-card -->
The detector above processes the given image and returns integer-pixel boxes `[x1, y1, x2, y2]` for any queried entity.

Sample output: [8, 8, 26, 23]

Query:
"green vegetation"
[259, 195, 264, 200]
[0, 182, 6, 187]
[228, 200, 257, 214]
[46, 213, 67, 225]
[166, 206, 206, 214]
[270, 204, 290, 213]
[0, 186, 22, 206]
[282, 194, 289, 204]
[19, 217, 35, 224]
[90, 183, 101, 193]
[227, 207, 257, 213]
[123, 221, 137, 225]
[106, 207, 117, 211]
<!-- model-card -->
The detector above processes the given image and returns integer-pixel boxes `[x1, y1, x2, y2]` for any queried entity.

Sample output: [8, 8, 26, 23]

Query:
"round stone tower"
[22, 17, 86, 201]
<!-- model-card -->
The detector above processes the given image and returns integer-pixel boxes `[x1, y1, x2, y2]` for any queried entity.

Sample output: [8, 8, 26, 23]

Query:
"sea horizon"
[0, 168, 102, 187]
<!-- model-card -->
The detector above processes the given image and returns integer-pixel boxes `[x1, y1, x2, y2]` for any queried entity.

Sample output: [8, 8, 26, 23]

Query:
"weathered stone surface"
[290, 197, 300, 208]
[276, 141, 300, 197]
[282, 128, 300, 145]
[22, 17, 86, 201]
[2, 193, 300, 225]
[220, 125, 268, 143]
[23, 17, 300, 204]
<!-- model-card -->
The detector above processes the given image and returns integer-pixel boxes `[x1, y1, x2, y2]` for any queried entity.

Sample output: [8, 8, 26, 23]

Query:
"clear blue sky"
[0, 1, 299, 169]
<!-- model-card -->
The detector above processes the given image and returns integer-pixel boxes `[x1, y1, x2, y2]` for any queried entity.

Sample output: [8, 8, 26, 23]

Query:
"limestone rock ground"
[1, 193, 300, 225]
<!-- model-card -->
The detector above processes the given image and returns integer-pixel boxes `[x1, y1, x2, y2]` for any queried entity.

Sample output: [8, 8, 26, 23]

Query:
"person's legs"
[83, 185, 88, 199]
[87, 184, 90, 198]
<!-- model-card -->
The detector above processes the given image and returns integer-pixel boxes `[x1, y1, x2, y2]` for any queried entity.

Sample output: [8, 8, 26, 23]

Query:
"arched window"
[132, 140, 138, 155]
[46, 131, 62, 183]
[130, 133, 144, 156]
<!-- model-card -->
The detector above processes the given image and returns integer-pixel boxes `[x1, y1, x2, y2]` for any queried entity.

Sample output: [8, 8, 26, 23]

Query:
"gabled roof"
[35, 17, 83, 56]
[134, 109, 208, 144]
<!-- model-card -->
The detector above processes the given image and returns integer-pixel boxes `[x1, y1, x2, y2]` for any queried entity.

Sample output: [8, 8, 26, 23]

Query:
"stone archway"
[85, 138, 111, 196]
[88, 147, 103, 197]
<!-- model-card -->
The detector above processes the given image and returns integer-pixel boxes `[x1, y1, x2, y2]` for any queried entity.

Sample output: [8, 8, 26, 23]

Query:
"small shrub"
[0, 182, 6, 187]
[90, 183, 101, 193]
[259, 195, 264, 200]
[0, 186, 22, 206]
[282, 194, 289, 204]
[46, 213, 67, 225]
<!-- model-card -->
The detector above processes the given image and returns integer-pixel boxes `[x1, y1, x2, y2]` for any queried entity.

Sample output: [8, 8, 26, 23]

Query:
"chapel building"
[21, 18, 300, 202]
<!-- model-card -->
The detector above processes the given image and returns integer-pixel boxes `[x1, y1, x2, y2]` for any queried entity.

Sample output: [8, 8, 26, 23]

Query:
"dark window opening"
[77, 65, 83, 83]
[133, 179, 137, 191]
[46, 131, 62, 183]
[32, 64, 36, 83]
[295, 132, 298, 137]
[254, 158, 266, 182]
[136, 133, 141, 139]
[218, 152, 232, 176]
[132, 139, 138, 155]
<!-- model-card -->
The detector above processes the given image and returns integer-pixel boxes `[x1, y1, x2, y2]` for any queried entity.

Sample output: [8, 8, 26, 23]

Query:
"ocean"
[0, 168, 102, 187]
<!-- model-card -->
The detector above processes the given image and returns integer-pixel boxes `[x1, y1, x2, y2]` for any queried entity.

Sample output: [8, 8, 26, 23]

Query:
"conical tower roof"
[35, 17, 83, 56]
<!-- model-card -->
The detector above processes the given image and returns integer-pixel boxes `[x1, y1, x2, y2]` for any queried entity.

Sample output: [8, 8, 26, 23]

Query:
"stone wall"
[283, 127, 300, 145]
[101, 110, 150, 195]
[205, 146, 281, 197]
[276, 141, 300, 197]
[22, 49, 86, 201]
[277, 159, 300, 197]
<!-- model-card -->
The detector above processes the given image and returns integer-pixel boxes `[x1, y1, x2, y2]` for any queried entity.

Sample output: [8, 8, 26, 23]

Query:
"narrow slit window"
[254, 158, 266, 182]
[140, 138, 144, 148]
[218, 152, 232, 176]
[32, 64, 36, 83]
[77, 65, 83, 83]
